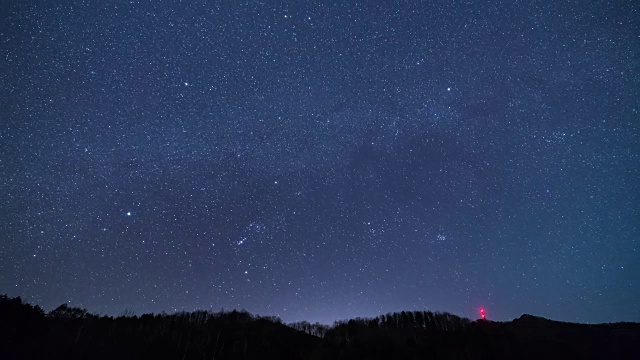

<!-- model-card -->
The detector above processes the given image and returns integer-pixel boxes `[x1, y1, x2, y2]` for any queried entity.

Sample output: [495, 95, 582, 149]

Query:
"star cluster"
[1, 1, 638, 324]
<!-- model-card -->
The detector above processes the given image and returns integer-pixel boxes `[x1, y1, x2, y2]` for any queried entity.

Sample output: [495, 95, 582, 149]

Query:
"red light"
[480, 308, 486, 319]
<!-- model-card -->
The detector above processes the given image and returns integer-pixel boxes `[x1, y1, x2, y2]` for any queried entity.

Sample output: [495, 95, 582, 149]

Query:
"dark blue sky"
[2, 0, 638, 325]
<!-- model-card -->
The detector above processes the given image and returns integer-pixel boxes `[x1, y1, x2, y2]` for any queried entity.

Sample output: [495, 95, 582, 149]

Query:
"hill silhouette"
[1, 295, 638, 359]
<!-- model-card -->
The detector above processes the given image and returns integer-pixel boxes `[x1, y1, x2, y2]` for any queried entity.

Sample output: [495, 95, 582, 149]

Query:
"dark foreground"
[1, 295, 638, 359]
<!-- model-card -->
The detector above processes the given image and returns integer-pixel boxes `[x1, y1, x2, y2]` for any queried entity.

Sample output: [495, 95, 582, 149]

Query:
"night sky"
[2, 1, 639, 325]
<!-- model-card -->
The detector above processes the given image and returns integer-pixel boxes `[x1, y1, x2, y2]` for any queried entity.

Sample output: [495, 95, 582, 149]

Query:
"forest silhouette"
[1, 294, 638, 359]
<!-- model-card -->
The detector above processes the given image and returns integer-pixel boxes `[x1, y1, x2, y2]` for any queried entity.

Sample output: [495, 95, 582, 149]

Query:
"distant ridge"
[512, 313, 558, 325]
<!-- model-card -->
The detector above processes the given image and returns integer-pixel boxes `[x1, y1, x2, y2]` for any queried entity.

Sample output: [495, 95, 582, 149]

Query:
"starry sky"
[1, 1, 639, 325]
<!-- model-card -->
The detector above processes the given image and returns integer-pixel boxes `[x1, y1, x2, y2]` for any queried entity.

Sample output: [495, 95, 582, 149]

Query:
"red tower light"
[480, 308, 486, 320]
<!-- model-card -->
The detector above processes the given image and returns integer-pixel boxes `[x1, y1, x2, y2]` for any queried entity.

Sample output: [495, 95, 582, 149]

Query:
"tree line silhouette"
[1, 294, 638, 359]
